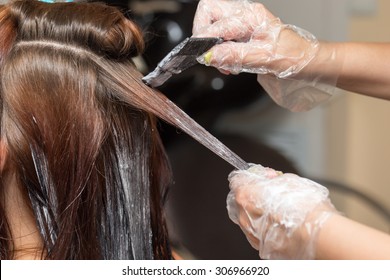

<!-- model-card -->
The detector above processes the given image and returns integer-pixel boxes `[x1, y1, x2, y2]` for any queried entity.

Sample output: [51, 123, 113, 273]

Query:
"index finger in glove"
[192, 0, 224, 36]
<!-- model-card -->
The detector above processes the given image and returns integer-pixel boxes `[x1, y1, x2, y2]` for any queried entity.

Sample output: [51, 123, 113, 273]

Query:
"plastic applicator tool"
[142, 37, 223, 88]
[142, 37, 249, 170]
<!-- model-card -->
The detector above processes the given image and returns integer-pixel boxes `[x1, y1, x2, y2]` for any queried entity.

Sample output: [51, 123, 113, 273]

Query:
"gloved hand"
[193, 0, 342, 112]
[227, 164, 337, 259]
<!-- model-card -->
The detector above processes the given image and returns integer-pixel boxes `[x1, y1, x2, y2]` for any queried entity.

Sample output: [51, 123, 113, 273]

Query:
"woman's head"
[0, 0, 171, 259]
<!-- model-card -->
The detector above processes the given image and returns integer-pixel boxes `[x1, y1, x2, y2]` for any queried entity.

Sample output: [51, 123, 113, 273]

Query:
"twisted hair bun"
[0, 5, 16, 67]
[9, 0, 144, 59]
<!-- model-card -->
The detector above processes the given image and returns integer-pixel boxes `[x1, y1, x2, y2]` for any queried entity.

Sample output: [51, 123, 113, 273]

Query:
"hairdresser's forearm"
[314, 42, 390, 99]
[315, 214, 390, 259]
[337, 42, 390, 99]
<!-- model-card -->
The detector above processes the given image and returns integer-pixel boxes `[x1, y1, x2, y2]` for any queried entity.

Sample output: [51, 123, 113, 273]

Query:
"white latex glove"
[227, 164, 337, 259]
[193, 0, 341, 112]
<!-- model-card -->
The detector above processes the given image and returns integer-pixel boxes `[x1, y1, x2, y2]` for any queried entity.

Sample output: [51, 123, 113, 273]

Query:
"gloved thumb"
[197, 41, 276, 75]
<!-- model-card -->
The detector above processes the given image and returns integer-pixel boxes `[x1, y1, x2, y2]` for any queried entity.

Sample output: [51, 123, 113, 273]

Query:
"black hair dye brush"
[142, 37, 223, 88]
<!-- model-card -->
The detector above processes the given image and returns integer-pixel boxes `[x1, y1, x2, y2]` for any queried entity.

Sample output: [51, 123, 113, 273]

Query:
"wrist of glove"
[256, 41, 342, 112]
[227, 164, 337, 260]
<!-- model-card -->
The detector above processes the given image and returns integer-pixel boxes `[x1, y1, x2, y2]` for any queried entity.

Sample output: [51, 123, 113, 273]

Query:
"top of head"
[3, 0, 144, 60]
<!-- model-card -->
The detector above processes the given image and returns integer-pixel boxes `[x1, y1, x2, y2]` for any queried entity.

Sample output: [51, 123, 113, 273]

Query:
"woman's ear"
[0, 140, 8, 172]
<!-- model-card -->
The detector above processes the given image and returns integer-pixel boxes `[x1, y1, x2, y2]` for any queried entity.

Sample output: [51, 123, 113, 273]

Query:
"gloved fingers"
[238, 209, 262, 249]
[198, 33, 313, 77]
[227, 164, 338, 259]
[198, 42, 271, 75]
[194, 17, 254, 41]
[227, 187, 263, 225]
[228, 164, 280, 192]
[192, 0, 226, 36]
[241, 225, 261, 250]
[193, 0, 276, 39]
[229, 164, 331, 225]
[217, 68, 232, 75]
[194, 12, 272, 41]
[227, 192, 261, 249]
[193, 1, 320, 79]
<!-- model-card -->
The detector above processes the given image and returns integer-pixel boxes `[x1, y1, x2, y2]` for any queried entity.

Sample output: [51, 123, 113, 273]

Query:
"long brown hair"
[0, 0, 247, 260]
[0, 0, 172, 259]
